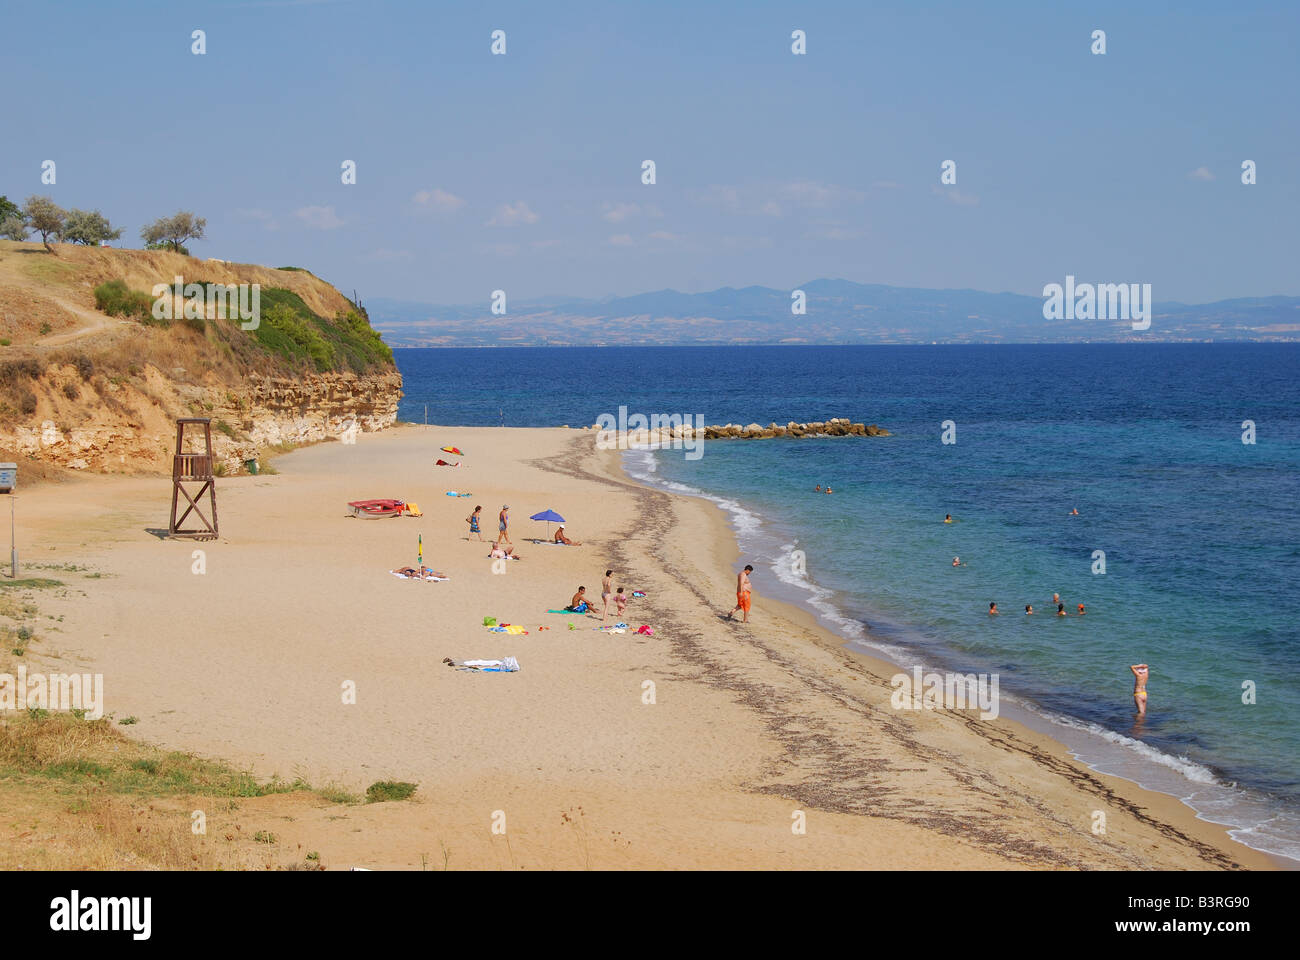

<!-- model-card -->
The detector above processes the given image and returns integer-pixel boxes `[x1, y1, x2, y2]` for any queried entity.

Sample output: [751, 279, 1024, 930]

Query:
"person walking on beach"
[1130, 663, 1149, 716]
[728, 565, 754, 622]
[498, 505, 511, 544]
[601, 570, 614, 621]
[466, 505, 484, 541]
[614, 587, 628, 618]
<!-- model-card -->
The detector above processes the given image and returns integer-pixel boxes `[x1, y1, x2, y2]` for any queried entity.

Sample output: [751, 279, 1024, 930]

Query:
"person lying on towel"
[392, 565, 446, 579]
[564, 586, 594, 613]
[489, 542, 521, 560]
[554, 524, 583, 546]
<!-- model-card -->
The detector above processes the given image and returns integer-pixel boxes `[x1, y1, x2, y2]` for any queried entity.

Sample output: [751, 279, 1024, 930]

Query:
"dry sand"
[7, 424, 1275, 869]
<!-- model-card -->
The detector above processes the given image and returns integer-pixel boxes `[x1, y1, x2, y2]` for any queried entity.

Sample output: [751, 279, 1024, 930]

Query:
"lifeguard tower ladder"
[169, 418, 219, 540]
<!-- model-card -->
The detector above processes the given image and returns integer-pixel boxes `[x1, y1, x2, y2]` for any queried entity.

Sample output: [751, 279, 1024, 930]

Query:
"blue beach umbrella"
[529, 509, 565, 539]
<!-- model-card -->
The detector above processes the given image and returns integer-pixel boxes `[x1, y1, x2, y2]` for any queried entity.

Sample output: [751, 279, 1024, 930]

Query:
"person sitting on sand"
[554, 524, 582, 546]
[565, 586, 594, 613]
[989, 602, 999, 615]
[1130, 663, 1149, 715]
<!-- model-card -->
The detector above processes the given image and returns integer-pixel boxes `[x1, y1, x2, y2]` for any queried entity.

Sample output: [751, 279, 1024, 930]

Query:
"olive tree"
[140, 211, 206, 252]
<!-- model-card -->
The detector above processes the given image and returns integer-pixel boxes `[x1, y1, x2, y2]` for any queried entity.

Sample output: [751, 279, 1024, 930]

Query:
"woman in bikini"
[601, 570, 613, 621]
[1130, 663, 1149, 716]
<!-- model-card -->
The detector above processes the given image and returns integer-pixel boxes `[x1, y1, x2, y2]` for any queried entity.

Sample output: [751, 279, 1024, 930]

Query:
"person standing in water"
[944, 514, 953, 524]
[988, 602, 999, 615]
[729, 565, 754, 622]
[1130, 663, 1149, 715]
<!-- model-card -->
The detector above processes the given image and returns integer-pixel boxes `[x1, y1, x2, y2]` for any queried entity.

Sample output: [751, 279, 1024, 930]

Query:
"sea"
[394, 343, 1300, 862]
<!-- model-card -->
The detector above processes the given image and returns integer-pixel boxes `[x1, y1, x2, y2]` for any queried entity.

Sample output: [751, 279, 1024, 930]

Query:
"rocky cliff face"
[2, 367, 402, 476]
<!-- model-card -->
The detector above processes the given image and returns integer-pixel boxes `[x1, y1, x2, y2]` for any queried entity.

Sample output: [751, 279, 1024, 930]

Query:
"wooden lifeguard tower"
[169, 418, 219, 540]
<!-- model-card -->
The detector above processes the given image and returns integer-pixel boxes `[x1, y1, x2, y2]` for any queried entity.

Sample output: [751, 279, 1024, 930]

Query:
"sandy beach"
[5, 424, 1276, 870]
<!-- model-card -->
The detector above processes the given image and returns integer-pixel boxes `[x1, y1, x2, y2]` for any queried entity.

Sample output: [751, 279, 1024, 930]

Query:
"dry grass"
[0, 711, 362, 870]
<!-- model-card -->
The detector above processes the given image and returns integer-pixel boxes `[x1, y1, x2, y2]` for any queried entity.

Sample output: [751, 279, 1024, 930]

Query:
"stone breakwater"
[590, 417, 889, 445]
[696, 418, 889, 439]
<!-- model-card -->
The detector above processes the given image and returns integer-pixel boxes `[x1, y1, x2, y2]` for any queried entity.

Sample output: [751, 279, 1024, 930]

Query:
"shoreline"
[561, 432, 1280, 869]
[617, 444, 1300, 869]
[2, 422, 1279, 869]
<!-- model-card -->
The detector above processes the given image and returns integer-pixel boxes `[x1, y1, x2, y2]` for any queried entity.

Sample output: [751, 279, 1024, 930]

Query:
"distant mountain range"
[366, 279, 1300, 347]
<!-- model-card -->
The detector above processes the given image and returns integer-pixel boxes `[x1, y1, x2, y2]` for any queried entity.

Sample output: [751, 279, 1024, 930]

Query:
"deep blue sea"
[395, 344, 1300, 861]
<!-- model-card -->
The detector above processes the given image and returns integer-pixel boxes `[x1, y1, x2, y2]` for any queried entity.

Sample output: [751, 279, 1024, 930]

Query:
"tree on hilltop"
[61, 208, 124, 246]
[141, 211, 206, 253]
[0, 195, 19, 225]
[22, 195, 66, 252]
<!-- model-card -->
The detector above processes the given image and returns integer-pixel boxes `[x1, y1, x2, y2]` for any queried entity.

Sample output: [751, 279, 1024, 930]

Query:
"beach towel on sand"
[444, 657, 520, 672]
[390, 568, 448, 582]
[487, 624, 528, 635]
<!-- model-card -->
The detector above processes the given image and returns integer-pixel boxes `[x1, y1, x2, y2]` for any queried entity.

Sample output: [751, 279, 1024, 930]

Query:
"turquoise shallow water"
[395, 343, 1300, 860]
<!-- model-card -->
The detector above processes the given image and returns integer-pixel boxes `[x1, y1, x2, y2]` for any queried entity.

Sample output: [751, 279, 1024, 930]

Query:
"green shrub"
[93, 280, 156, 323]
[365, 780, 417, 803]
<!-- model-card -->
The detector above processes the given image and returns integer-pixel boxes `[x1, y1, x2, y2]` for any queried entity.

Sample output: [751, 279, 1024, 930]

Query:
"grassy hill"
[0, 241, 400, 478]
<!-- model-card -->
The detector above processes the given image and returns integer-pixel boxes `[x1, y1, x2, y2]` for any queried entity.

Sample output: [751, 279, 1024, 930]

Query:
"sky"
[4, 0, 1297, 306]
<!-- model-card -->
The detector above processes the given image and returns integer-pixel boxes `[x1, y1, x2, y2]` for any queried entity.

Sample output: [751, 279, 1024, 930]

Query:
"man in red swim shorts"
[728, 564, 754, 623]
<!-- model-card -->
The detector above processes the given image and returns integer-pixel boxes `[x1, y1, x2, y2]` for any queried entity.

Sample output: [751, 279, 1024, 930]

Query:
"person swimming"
[1025, 604, 1033, 615]
[1057, 603, 1067, 616]
[944, 514, 952, 523]
[1130, 663, 1149, 715]
[1069, 508, 1080, 516]
[825, 486, 833, 494]
[1052, 592, 1060, 605]
[989, 602, 999, 615]
[815, 484, 822, 492]
[1077, 603, 1086, 615]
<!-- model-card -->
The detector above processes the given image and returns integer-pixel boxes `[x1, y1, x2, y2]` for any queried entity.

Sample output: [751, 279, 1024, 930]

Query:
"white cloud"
[486, 201, 539, 227]
[1187, 166, 1215, 181]
[607, 233, 635, 247]
[602, 202, 641, 223]
[648, 230, 677, 241]
[931, 185, 980, 207]
[295, 205, 344, 230]
[413, 188, 466, 213]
